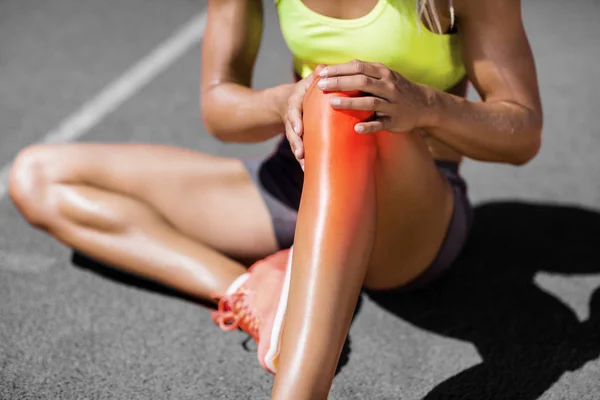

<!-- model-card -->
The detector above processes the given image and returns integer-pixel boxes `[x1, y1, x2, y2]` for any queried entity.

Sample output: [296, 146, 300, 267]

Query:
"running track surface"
[1, 1, 599, 399]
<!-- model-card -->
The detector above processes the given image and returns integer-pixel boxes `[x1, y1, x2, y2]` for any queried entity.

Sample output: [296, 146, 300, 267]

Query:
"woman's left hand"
[317, 60, 434, 134]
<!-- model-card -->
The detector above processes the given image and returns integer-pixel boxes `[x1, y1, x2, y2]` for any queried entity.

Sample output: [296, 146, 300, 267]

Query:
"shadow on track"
[366, 201, 600, 400]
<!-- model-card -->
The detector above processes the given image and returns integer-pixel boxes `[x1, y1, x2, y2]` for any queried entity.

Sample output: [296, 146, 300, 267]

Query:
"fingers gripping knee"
[302, 79, 377, 175]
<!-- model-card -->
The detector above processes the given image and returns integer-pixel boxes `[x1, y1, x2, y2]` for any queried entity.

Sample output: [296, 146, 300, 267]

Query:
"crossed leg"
[9, 144, 279, 301]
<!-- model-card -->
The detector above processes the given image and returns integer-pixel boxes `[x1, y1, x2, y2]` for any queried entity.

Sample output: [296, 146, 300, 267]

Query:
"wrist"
[417, 84, 441, 129]
[263, 84, 295, 120]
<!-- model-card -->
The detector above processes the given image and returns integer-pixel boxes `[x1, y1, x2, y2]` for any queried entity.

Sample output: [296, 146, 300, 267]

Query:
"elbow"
[509, 115, 543, 166]
[200, 84, 236, 142]
[509, 130, 541, 166]
[200, 100, 230, 142]
[510, 138, 540, 166]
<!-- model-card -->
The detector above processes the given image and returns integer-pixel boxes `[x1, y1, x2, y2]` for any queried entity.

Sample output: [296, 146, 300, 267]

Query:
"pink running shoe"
[212, 247, 293, 374]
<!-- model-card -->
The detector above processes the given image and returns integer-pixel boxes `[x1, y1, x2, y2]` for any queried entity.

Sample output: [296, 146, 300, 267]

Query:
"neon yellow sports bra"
[275, 0, 465, 92]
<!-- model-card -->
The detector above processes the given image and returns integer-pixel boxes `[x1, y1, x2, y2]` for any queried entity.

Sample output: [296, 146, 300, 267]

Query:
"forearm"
[422, 87, 543, 165]
[201, 83, 294, 143]
[271, 85, 377, 399]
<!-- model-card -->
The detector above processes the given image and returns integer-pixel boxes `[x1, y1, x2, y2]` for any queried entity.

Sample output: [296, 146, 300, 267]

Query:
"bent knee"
[9, 145, 61, 228]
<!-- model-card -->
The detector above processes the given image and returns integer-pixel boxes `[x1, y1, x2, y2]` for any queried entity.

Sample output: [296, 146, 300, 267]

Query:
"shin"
[272, 81, 378, 398]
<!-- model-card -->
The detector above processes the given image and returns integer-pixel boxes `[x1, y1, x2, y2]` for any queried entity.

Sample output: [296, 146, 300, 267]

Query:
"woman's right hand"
[282, 65, 327, 170]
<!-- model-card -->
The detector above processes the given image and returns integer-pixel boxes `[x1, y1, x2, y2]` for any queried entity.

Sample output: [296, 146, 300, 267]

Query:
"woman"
[8, 0, 542, 398]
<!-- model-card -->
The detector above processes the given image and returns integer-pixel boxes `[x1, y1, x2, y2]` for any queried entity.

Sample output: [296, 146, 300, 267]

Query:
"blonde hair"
[417, 0, 449, 34]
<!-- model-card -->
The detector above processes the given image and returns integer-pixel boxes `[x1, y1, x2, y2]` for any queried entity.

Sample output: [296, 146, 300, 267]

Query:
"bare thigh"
[364, 131, 455, 289]
[20, 143, 279, 259]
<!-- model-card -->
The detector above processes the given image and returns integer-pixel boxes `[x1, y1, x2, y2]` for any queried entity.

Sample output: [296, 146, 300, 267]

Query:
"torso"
[275, 0, 466, 163]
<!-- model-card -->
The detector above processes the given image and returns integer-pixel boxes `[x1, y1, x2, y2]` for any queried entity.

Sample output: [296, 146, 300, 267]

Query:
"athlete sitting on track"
[9, 0, 542, 398]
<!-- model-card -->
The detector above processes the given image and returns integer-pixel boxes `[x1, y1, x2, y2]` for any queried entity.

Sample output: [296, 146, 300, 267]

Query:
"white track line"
[0, 10, 208, 200]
